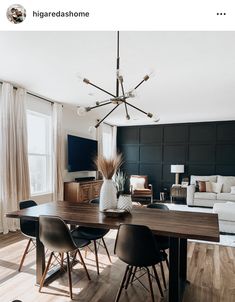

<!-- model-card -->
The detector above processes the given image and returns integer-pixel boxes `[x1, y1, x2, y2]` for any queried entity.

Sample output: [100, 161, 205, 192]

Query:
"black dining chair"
[114, 224, 165, 302]
[147, 202, 170, 288]
[18, 200, 37, 272]
[71, 198, 111, 275]
[39, 215, 91, 299]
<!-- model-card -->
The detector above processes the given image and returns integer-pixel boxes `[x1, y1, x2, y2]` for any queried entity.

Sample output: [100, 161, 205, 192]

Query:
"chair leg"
[71, 250, 78, 268]
[77, 249, 91, 280]
[131, 266, 137, 283]
[66, 252, 73, 300]
[166, 256, 169, 269]
[39, 252, 54, 292]
[93, 240, 99, 275]
[146, 267, 155, 302]
[125, 266, 133, 290]
[160, 261, 167, 289]
[152, 265, 164, 298]
[115, 265, 130, 302]
[85, 246, 88, 258]
[60, 252, 64, 269]
[101, 237, 112, 263]
[18, 238, 32, 272]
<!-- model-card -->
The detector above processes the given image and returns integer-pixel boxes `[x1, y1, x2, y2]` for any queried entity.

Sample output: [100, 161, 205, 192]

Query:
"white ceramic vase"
[99, 179, 117, 211]
[117, 194, 132, 212]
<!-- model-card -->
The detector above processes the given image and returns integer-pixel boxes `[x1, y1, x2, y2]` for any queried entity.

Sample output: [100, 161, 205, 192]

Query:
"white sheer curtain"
[52, 103, 64, 200]
[0, 83, 30, 234]
[98, 123, 117, 159]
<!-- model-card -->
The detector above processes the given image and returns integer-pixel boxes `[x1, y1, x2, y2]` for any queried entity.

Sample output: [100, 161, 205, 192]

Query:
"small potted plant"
[114, 169, 127, 198]
[114, 170, 132, 213]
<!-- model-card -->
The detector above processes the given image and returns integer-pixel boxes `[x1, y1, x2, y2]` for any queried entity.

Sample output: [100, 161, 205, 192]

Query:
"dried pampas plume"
[94, 154, 123, 179]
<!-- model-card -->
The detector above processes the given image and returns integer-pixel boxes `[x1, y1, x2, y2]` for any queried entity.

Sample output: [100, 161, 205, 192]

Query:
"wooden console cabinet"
[64, 180, 103, 203]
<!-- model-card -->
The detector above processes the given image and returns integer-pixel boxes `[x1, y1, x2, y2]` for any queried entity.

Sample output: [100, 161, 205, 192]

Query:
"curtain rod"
[0, 81, 54, 104]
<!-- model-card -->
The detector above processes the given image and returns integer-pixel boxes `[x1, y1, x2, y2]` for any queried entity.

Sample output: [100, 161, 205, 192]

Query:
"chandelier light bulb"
[153, 115, 160, 123]
[75, 73, 83, 80]
[88, 125, 96, 133]
[126, 89, 137, 98]
[77, 106, 87, 116]
[147, 69, 156, 78]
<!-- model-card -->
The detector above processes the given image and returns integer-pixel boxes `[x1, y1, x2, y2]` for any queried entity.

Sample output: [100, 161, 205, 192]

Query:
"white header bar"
[0, 0, 234, 31]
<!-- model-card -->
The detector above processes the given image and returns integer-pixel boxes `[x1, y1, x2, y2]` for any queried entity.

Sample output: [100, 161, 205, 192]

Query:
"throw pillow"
[211, 182, 222, 194]
[206, 182, 212, 192]
[231, 186, 235, 194]
[198, 181, 207, 192]
[131, 177, 145, 190]
[196, 181, 212, 192]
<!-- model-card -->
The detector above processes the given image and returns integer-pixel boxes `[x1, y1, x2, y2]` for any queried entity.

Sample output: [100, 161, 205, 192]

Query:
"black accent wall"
[117, 121, 235, 199]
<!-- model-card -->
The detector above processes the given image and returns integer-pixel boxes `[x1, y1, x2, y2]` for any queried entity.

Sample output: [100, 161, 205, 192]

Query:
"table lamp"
[171, 165, 184, 185]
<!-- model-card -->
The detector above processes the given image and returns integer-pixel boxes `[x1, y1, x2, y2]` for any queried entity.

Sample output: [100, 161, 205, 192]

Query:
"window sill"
[31, 191, 53, 197]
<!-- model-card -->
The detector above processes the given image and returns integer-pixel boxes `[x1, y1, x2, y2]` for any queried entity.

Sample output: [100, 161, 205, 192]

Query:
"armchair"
[130, 175, 153, 203]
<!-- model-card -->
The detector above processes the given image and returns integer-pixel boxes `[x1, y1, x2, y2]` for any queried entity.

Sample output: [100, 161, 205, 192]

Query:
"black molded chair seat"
[70, 198, 111, 275]
[39, 216, 91, 299]
[20, 200, 37, 238]
[156, 236, 169, 251]
[73, 226, 109, 241]
[147, 203, 170, 251]
[114, 224, 165, 302]
[18, 200, 38, 272]
[71, 233, 91, 249]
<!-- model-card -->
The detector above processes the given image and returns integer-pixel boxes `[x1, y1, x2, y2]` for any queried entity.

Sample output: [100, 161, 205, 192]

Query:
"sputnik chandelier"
[77, 31, 160, 128]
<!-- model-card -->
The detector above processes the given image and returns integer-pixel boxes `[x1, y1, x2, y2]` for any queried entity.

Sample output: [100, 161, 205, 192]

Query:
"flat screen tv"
[67, 135, 97, 172]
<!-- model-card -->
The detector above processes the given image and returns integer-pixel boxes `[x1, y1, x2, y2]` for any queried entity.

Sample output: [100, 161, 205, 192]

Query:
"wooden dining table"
[6, 201, 220, 302]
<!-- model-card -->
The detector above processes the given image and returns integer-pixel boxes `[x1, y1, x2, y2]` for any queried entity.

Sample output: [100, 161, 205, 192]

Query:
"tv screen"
[67, 135, 97, 172]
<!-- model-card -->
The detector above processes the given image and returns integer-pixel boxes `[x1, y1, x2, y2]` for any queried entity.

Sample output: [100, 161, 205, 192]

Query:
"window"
[102, 124, 113, 159]
[27, 110, 52, 195]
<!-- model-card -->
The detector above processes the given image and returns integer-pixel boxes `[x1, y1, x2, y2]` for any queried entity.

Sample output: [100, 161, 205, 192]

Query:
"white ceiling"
[0, 31, 235, 125]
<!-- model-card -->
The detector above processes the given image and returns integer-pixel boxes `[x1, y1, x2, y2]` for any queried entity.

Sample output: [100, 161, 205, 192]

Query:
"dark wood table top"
[6, 201, 219, 242]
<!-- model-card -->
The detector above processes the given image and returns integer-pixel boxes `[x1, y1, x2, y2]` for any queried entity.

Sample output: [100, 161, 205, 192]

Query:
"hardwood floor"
[0, 231, 235, 302]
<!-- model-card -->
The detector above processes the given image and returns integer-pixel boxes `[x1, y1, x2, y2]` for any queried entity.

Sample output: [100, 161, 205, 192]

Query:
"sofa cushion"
[194, 192, 217, 200]
[217, 193, 235, 201]
[231, 186, 235, 194]
[190, 175, 217, 186]
[211, 182, 222, 194]
[213, 202, 235, 222]
[217, 176, 235, 193]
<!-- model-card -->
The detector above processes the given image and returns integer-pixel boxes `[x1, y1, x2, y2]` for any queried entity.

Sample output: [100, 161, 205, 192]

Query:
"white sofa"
[187, 175, 235, 208]
[213, 202, 235, 234]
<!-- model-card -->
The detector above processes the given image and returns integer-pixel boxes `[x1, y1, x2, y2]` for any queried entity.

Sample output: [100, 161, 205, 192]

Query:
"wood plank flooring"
[0, 231, 235, 302]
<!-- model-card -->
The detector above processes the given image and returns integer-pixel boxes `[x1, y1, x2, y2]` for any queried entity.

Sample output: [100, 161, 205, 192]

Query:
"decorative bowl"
[102, 209, 128, 218]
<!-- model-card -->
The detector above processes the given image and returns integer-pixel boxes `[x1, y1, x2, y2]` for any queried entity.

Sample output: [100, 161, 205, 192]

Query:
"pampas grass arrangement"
[95, 154, 123, 179]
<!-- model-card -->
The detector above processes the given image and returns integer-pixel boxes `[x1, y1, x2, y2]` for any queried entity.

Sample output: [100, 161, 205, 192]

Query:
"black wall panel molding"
[117, 120, 235, 199]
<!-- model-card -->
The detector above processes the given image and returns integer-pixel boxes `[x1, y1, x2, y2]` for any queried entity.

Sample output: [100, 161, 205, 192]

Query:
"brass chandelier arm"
[119, 80, 130, 120]
[95, 104, 120, 128]
[134, 75, 150, 90]
[124, 101, 130, 120]
[87, 101, 112, 111]
[125, 100, 153, 118]
[85, 80, 116, 98]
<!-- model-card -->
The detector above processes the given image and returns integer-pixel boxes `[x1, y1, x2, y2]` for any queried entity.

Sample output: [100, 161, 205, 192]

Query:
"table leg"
[169, 237, 180, 302]
[180, 238, 187, 283]
[36, 222, 45, 285]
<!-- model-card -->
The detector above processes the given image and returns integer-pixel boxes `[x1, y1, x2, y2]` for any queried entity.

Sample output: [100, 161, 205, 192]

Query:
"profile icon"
[7, 4, 26, 24]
